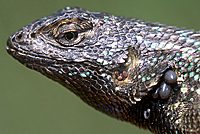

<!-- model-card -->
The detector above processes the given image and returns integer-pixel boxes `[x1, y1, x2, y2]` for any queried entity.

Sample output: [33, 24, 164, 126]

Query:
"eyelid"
[53, 22, 78, 37]
[55, 29, 77, 38]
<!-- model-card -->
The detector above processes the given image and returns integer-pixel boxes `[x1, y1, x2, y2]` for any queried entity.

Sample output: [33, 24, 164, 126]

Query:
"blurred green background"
[1, 0, 200, 134]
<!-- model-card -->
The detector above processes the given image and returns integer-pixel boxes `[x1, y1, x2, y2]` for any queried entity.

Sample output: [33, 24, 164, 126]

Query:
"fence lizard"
[7, 7, 200, 133]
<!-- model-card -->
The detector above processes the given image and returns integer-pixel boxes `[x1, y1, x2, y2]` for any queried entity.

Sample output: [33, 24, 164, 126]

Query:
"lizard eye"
[50, 18, 93, 46]
[64, 31, 78, 41]
[55, 30, 83, 46]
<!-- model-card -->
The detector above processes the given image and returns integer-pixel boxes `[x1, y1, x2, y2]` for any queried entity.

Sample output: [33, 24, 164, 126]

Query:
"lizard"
[6, 7, 200, 134]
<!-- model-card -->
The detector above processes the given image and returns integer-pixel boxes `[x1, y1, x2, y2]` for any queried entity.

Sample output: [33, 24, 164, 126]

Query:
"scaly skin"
[6, 7, 200, 133]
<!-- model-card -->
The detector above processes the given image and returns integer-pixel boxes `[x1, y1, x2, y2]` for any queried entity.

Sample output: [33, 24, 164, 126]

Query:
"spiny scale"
[7, 7, 200, 133]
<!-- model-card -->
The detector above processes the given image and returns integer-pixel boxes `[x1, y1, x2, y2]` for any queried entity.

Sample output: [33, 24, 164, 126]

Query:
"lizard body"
[7, 7, 200, 133]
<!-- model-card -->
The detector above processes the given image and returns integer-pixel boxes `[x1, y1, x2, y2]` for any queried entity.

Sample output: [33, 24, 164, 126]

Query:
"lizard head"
[7, 7, 200, 133]
[6, 7, 178, 121]
[6, 7, 144, 119]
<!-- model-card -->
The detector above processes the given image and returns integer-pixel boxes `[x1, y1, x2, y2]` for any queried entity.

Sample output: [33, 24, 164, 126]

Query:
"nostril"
[15, 32, 24, 42]
[30, 33, 36, 38]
